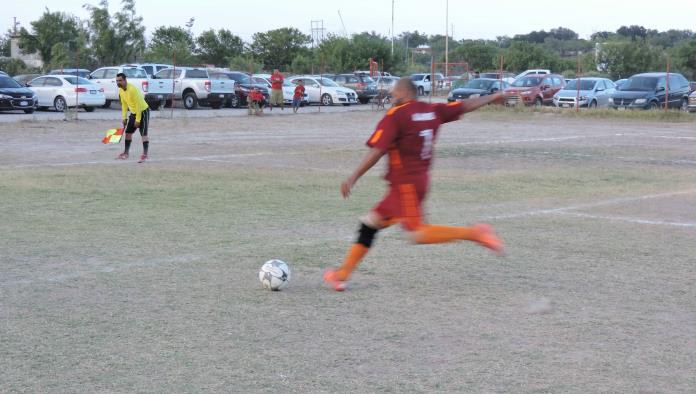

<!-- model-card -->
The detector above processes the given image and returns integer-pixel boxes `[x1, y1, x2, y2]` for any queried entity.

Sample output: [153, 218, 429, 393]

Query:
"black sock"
[143, 141, 149, 155]
[124, 139, 131, 154]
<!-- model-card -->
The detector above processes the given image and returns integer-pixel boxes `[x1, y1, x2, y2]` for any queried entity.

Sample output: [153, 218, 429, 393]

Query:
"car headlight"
[634, 98, 647, 104]
[522, 91, 533, 95]
[578, 96, 588, 101]
[0, 94, 12, 99]
[608, 98, 614, 103]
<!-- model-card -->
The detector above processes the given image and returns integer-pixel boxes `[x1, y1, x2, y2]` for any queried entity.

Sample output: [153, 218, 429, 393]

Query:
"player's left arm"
[341, 147, 385, 198]
[459, 92, 504, 114]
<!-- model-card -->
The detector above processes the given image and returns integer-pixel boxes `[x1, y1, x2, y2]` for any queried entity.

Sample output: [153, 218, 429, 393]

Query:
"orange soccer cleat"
[473, 223, 505, 256]
[323, 269, 347, 292]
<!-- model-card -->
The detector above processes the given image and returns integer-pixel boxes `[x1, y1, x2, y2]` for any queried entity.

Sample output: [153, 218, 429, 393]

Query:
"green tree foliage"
[0, 33, 10, 57]
[18, 8, 84, 69]
[227, 55, 263, 73]
[196, 29, 244, 66]
[83, 0, 146, 65]
[671, 39, 696, 80]
[448, 40, 498, 71]
[502, 41, 559, 71]
[596, 40, 666, 79]
[145, 26, 197, 65]
[0, 58, 27, 75]
[251, 27, 311, 70]
[317, 32, 394, 73]
[290, 54, 313, 74]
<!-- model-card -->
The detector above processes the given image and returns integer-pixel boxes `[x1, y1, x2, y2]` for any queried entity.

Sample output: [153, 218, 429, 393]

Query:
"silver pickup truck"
[153, 67, 234, 109]
[88, 66, 174, 110]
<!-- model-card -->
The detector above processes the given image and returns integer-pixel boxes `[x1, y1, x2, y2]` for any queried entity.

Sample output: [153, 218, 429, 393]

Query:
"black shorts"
[125, 109, 150, 136]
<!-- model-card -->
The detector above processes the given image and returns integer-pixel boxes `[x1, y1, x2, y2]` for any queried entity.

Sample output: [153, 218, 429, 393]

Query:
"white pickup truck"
[88, 66, 174, 110]
[153, 67, 234, 109]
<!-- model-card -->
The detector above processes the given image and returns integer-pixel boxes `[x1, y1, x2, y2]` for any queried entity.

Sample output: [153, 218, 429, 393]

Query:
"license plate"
[470, 94, 480, 99]
[562, 104, 570, 108]
[618, 106, 626, 111]
[90, 90, 96, 94]
[19, 101, 28, 106]
[157, 95, 163, 99]
[219, 94, 224, 98]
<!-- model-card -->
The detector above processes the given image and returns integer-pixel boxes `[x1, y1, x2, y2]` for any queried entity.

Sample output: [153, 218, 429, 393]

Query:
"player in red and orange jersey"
[323, 78, 506, 291]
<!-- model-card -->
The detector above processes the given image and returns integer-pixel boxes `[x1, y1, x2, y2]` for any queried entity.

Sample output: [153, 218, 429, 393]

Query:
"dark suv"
[329, 74, 378, 104]
[609, 72, 691, 110]
[209, 71, 269, 108]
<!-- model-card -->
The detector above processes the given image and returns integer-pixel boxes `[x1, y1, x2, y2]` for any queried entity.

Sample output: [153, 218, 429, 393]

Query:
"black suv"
[329, 74, 378, 104]
[0, 75, 37, 114]
[610, 72, 691, 110]
[209, 71, 269, 108]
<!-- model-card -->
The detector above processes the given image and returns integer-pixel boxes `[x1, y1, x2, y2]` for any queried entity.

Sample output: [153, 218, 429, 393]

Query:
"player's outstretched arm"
[341, 147, 385, 199]
[460, 92, 505, 114]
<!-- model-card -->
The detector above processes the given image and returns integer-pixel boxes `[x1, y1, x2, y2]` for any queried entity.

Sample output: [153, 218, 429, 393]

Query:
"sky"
[3, 0, 695, 43]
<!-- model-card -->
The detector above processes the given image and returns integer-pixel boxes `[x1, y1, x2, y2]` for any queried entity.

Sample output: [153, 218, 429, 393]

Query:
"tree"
[196, 29, 244, 66]
[145, 26, 197, 65]
[290, 54, 313, 74]
[317, 32, 395, 73]
[672, 39, 696, 80]
[0, 58, 27, 75]
[83, 0, 146, 65]
[251, 27, 311, 70]
[18, 8, 84, 69]
[502, 41, 560, 72]
[228, 55, 263, 73]
[548, 27, 579, 41]
[596, 40, 666, 79]
[617, 25, 648, 42]
[0, 33, 10, 57]
[449, 40, 498, 71]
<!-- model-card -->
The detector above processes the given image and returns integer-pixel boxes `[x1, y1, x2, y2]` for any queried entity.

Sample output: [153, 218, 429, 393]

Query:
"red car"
[504, 74, 565, 106]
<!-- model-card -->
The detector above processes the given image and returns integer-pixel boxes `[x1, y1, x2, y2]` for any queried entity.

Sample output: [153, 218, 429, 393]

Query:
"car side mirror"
[596, 87, 604, 92]
[656, 86, 665, 92]
[542, 85, 551, 90]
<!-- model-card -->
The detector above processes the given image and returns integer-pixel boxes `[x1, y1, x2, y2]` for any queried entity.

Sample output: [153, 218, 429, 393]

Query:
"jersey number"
[419, 129, 433, 159]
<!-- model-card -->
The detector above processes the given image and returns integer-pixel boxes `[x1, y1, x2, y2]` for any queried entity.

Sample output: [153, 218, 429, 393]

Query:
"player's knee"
[356, 223, 379, 248]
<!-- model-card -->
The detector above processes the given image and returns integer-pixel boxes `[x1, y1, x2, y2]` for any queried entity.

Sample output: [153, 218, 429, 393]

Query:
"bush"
[0, 58, 28, 76]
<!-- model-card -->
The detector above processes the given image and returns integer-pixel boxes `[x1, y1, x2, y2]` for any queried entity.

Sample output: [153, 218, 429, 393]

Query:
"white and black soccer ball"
[258, 259, 291, 291]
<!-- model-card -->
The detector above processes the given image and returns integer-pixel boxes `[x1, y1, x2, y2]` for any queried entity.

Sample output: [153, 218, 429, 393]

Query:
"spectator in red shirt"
[269, 69, 284, 111]
[248, 88, 264, 116]
[292, 80, 305, 113]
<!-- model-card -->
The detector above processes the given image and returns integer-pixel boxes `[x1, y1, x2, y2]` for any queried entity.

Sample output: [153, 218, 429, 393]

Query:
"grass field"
[1, 109, 696, 392]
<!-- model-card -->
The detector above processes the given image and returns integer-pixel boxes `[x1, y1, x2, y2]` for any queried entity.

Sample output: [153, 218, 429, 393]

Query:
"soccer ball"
[258, 259, 291, 291]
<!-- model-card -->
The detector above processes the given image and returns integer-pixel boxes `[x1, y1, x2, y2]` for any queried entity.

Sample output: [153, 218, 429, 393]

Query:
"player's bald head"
[392, 78, 417, 105]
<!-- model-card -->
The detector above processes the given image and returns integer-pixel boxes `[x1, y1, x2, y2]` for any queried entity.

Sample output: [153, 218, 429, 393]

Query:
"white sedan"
[28, 75, 106, 112]
[288, 76, 358, 106]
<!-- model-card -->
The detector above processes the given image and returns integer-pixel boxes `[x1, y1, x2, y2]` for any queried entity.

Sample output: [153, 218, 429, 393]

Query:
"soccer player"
[323, 78, 505, 291]
[115, 72, 150, 163]
[292, 80, 305, 113]
[269, 69, 284, 111]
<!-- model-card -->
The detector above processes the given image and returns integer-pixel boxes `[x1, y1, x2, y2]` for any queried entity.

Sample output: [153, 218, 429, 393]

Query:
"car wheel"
[418, 86, 424, 96]
[230, 94, 240, 108]
[650, 101, 660, 110]
[149, 102, 161, 111]
[534, 97, 543, 108]
[84, 106, 95, 112]
[589, 100, 597, 109]
[101, 100, 111, 109]
[164, 99, 173, 108]
[321, 93, 333, 106]
[23, 108, 35, 114]
[680, 98, 688, 112]
[54, 96, 67, 112]
[359, 98, 369, 104]
[183, 92, 198, 110]
[342, 103, 350, 106]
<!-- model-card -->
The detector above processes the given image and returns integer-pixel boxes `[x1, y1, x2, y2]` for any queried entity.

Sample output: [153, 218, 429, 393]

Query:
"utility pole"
[391, 0, 395, 56]
[444, 0, 449, 77]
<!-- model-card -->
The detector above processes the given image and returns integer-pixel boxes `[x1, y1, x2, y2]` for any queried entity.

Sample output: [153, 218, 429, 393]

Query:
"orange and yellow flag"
[102, 128, 124, 144]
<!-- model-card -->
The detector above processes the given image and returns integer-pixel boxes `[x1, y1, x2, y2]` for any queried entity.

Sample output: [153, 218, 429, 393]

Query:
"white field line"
[484, 189, 696, 221]
[554, 211, 696, 228]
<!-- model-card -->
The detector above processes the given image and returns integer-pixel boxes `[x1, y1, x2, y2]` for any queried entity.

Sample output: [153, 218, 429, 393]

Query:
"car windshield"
[512, 76, 542, 87]
[63, 77, 93, 85]
[464, 79, 494, 90]
[230, 73, 252, 84]
[359, 75, 375, 83]
[620, 76, 658, 91]
[319, 78, 339, 87]
[283, 80, 294, 87]
[123, 68, 148, 78]
[563, 80, 597, 91]
[410, 74, 424, 81]
[0, 76, 22, 88]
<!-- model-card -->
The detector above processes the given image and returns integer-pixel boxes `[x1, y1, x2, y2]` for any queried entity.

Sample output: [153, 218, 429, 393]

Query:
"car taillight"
[74, 87, 87, 93]
[99, 88, 104, 92]
[142, 80, 149, 93]
[205, 80, 211, 92]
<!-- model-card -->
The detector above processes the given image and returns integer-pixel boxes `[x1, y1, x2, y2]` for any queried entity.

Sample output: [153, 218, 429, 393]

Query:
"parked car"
[0, 70, 8, 76]
[689, 81, 696, 94]
[12, 74, 42, 86]
[448, 78, 508, 102]
[122, 63, 172, 77]
[0, 74, 38, 114]
[479, 72, 516, 84]
[514, 69, 551, 81]
[209, 71, 269, 108]
[252, 74, 308, 106]
[614, 79, 628, 89]
[153, 67, 234, 109]
[28, 75, 105, 112]
[553, 78, 616, 108]
[90, 66, 174, 109]
[288, 76, 358, 106]
[688, 90, 696, 113]
[49, 68, 91, 78]
[504, 74, 565, 106]
[608, 72, 690, 110]
[410, 73, 432, 96]
[374, 76, 400, 93]
[355, 70, 392, 77]
[329, 74, 378, 104]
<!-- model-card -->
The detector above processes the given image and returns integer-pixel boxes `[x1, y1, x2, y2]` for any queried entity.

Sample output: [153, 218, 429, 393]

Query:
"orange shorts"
[373, 180, 428, 231]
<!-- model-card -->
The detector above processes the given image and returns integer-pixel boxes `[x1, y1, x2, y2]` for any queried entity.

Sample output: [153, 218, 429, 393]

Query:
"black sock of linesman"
[124, 138, 131, 154]
[143, 141, 149, 154]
